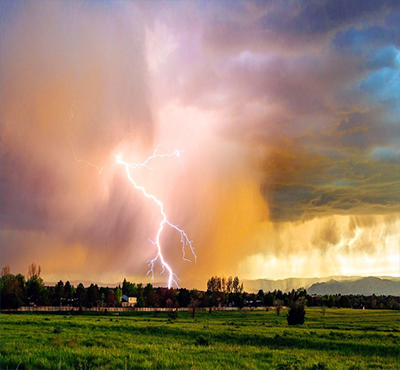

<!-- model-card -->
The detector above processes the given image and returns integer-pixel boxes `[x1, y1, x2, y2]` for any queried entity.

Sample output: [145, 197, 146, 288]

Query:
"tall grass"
[0, 308, 398, 369]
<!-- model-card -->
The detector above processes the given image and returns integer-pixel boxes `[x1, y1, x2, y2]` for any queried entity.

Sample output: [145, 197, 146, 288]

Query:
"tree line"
[1, 265, 399, 311]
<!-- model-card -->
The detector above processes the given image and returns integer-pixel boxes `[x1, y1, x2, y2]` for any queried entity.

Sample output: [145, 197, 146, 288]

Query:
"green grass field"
[0, 307, 399, 370]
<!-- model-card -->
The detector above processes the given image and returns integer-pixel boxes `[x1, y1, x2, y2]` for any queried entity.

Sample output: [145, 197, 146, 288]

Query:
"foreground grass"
[0, 308, 399, 370]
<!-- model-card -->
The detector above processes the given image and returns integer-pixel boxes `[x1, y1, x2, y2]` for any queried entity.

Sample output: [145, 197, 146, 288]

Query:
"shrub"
[287, 300, 305, 326]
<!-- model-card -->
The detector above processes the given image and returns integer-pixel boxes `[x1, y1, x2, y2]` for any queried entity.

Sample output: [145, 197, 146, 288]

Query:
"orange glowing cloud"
[1, 1, 399, 286]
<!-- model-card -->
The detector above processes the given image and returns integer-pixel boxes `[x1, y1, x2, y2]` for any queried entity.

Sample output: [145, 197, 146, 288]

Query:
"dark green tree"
[76, 283, 87, 307]
[122, 278, 136, 296]
[144, 283, 158, 307]
[264, 292, 275, 307]
[0, 266, 25, 309]
[115, 287, 122, 304]
[26, 263, 48, 306]
[136, 283, 145, 307]
[64, 281, 72, 299]
[287, 298, 306, 325]
[177, 288, 191, 308]
[87, 284, 100, 308]
[55, 280, 65, 306]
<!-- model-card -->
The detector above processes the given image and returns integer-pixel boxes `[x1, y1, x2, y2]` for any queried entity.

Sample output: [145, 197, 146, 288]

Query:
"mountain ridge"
[308, 276, 400, 296]
[243, 276, 400, 295]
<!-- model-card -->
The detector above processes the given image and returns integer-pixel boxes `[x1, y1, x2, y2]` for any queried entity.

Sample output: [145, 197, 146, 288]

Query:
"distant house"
[122, 295, 137, 307]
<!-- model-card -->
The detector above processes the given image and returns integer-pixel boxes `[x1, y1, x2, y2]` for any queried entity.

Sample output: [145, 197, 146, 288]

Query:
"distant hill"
[243, 276, 361, 293]
[244, 276, 400, 295]
[308, 277, 400, 296]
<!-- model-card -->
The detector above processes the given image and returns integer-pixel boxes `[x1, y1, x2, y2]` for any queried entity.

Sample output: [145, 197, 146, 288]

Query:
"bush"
[287, 300, 305, 326]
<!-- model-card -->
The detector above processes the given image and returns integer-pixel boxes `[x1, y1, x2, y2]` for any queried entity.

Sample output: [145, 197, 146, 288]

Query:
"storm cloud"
[1, 1, 399, 286]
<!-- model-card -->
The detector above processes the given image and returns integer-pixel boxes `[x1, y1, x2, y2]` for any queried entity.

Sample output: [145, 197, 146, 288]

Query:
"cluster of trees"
[1, 264, 47, 309]
[206, 276, 245, 308]
[306, 291, 400, 310]
[0, 265, 121, 309]
[252, 288, 399, 311]
[1, 266, 399, 312]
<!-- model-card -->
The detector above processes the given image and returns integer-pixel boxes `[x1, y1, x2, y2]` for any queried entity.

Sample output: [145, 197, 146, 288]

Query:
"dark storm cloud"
[173, 1, 400, 222]
[260, 139, 400, 222]
[1, 0, 399, 282]
[200, 0, 400, 56]
[258, 0, 400, 36]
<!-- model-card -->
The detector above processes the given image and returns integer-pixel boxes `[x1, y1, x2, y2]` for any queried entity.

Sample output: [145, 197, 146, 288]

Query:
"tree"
[144, 283, 158, 307]
[27, 263, 41, 280]
[226, 276, 233, 293]
[1, 265, 11, 277]
[55, 280, 65, 306]
[221, 277, 226, 293]
[106, 290, 115, 307]
[122, 278, 136, 296]
[207, 276, 223, 307]
[115, 287, 122, 304]
[76, 283, 87, 307]
[0, 266, 25, 309]
[207, 276, 220, 292]
[26, 263, 48, 306]
[233, 292, 244, 309]
[274, 299, 283, 316]
[64, 281, 72, 299]
[287, 298, 306, 325]
[264, 292, 274, 307]
[136, 283, 145, 307]
[188, 297, 199, 319]
[233, 276, 240, 293]
[87, 284, 100, 308]
[177, 288, 191, 308]
[256, 289, 264, 306]
[207, 275, 244, 307]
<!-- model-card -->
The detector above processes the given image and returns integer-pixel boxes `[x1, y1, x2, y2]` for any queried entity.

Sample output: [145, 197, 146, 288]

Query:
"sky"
[1, 0, 399, 289]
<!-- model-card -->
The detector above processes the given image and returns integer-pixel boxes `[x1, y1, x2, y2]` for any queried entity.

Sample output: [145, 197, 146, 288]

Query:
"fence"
[1, 305, 272, 313]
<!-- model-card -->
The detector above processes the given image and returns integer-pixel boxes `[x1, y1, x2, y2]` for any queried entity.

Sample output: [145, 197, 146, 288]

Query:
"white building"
[121, 295, 137, 307]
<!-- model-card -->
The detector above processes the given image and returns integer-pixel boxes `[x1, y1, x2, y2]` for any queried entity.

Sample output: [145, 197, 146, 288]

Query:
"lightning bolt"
[115, 145, 196, 288]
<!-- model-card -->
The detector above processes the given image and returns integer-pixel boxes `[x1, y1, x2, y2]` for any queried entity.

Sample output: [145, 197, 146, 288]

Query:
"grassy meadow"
[0, 307, 399, 370]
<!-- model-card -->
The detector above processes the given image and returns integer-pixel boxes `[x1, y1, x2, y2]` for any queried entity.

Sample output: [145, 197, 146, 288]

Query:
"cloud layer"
[1, 1, 399, 286]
